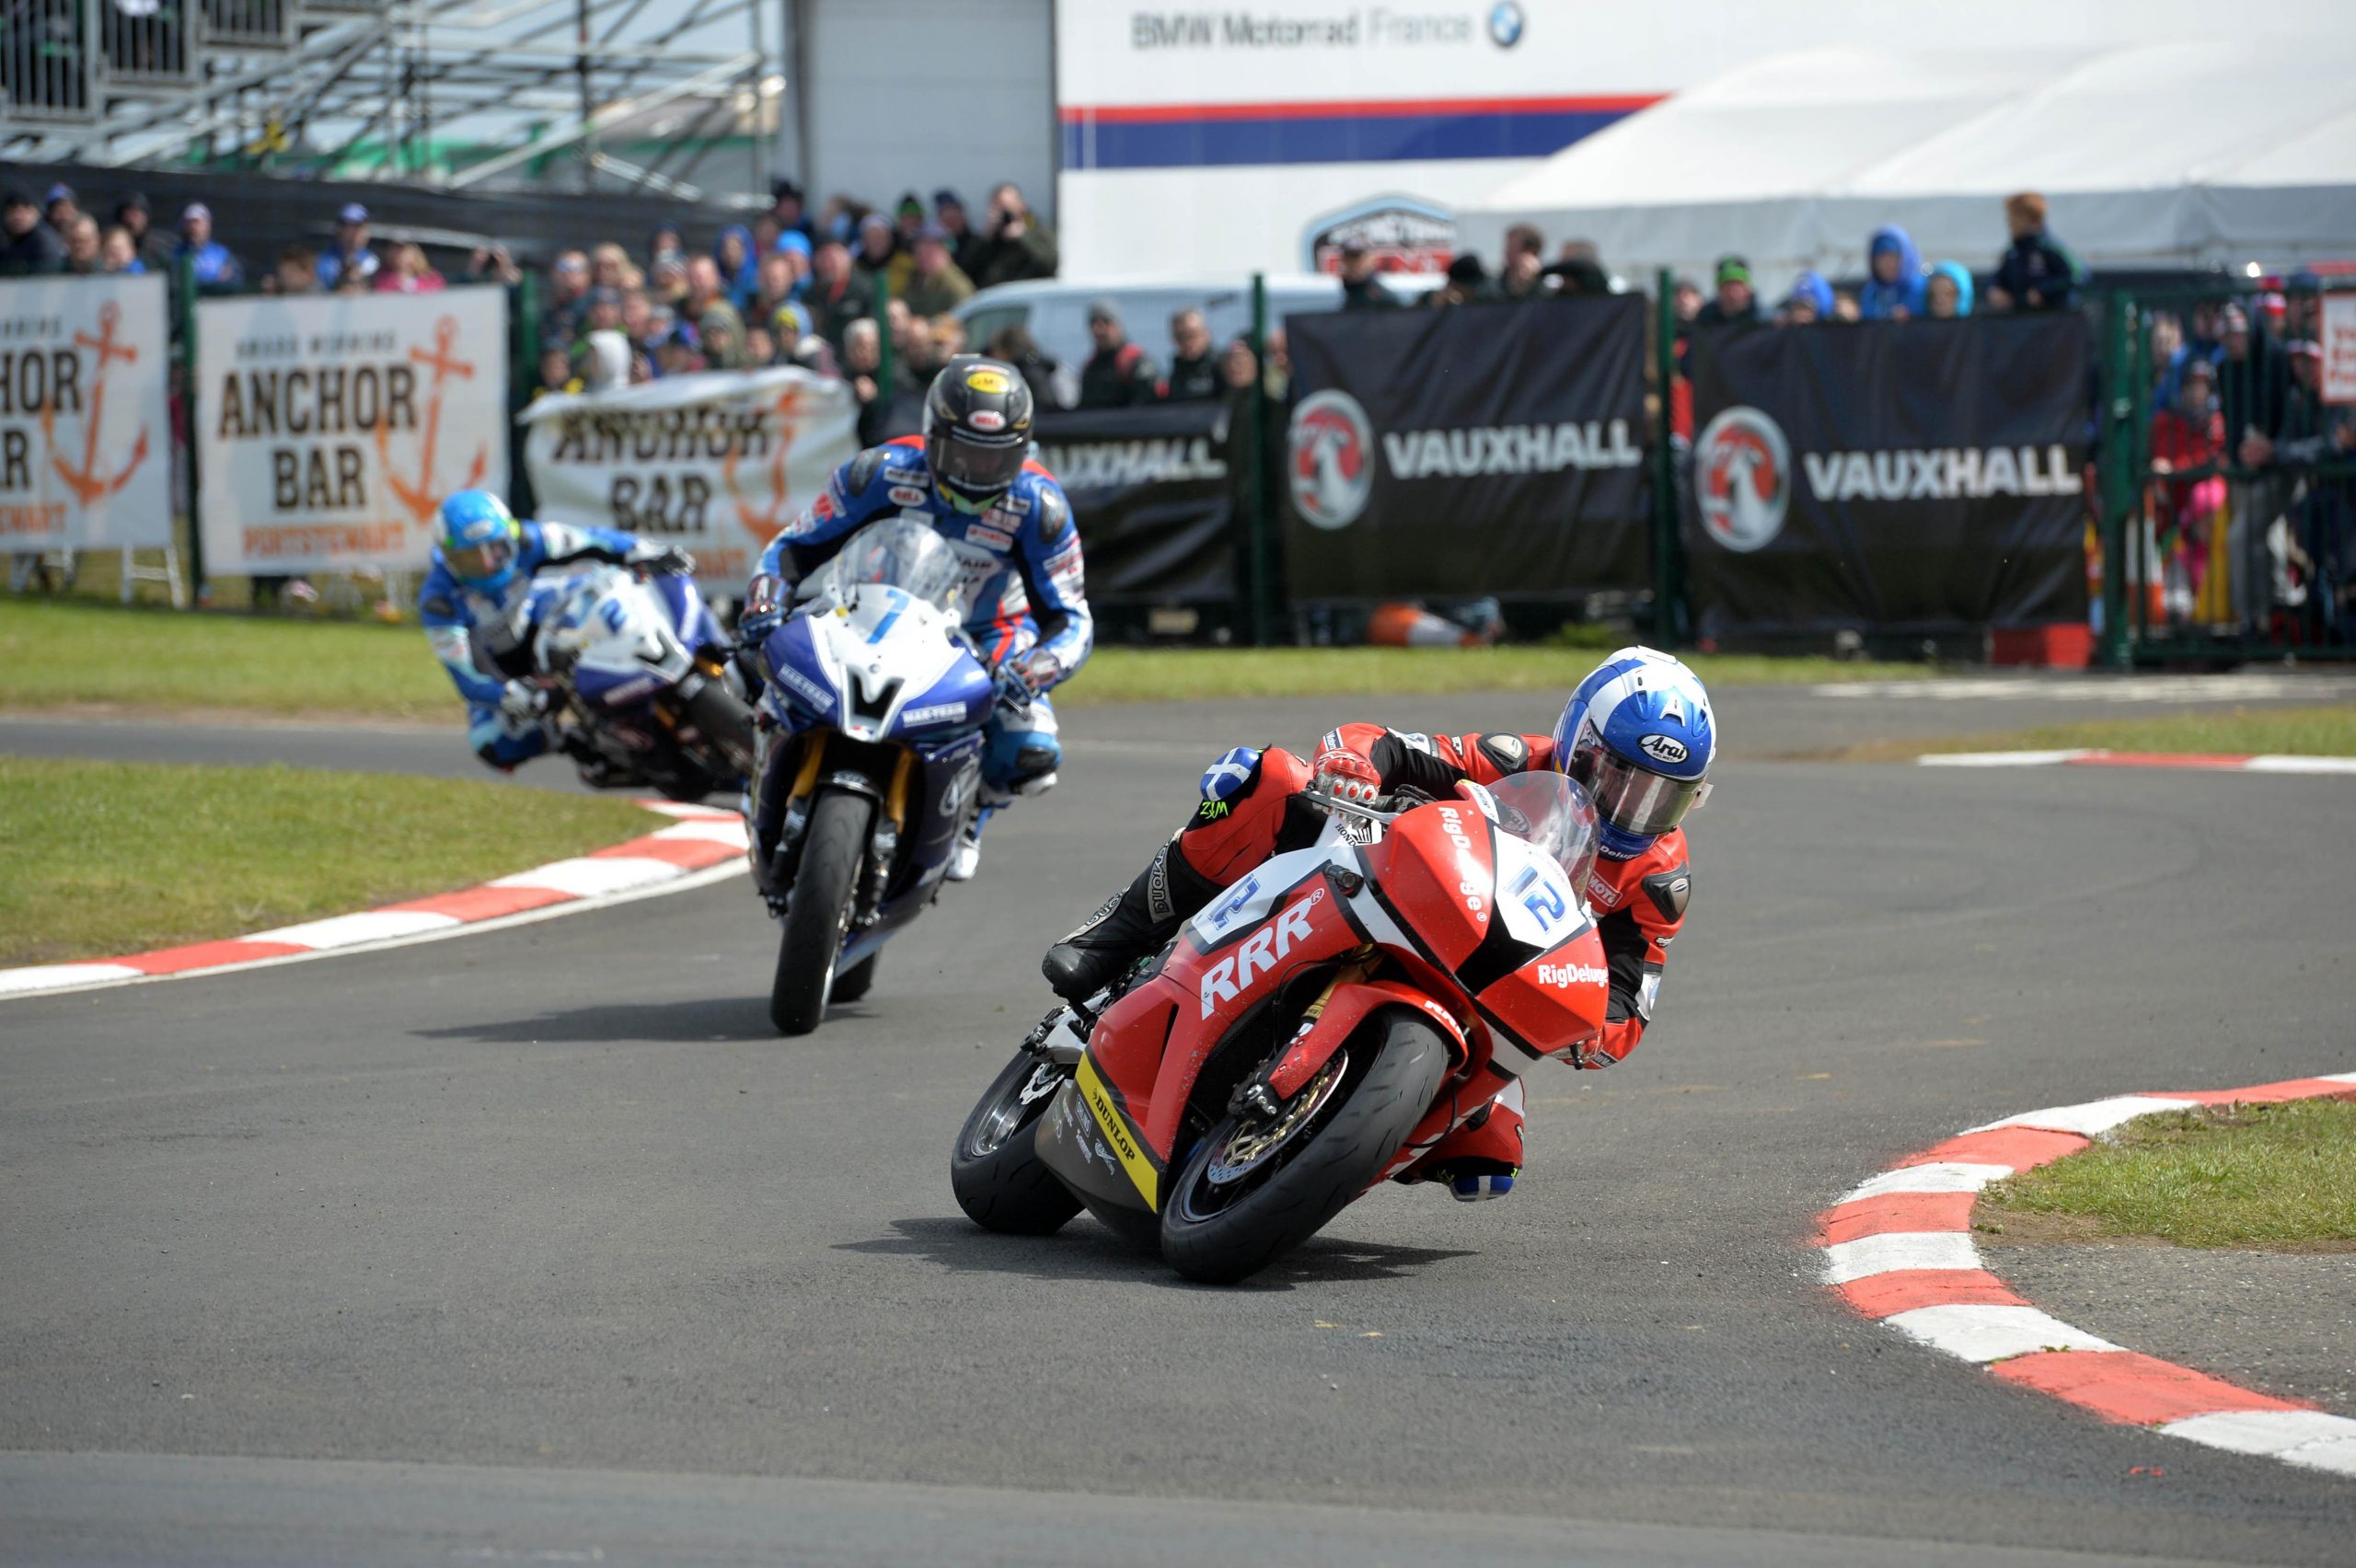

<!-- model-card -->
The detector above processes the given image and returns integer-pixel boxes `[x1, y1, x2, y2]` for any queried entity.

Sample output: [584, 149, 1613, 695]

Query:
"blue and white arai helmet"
[1552, 646, 1716, 859]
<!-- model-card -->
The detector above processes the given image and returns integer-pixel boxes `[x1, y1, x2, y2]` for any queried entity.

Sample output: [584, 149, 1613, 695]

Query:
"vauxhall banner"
[197, 287, 509, 574]
[522, 367, 858, 591]
[1034, 399, 1235, 602]
[1682, 315, 2094, 635]
[0, 274, 172, 554]
[1284, 295, 1649, 600]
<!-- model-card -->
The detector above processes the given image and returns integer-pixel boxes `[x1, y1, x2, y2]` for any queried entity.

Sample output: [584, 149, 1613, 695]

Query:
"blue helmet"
[434, 490, 523, 592]
[1551, 646, 1715, 859]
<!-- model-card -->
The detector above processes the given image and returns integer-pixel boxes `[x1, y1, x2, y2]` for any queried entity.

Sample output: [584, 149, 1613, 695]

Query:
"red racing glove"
[1312, 744, 1385, 806]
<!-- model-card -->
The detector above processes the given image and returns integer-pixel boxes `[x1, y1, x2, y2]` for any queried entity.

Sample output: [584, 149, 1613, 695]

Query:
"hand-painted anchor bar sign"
[0, 274, 174, 555]
[195, 287, 509, 574]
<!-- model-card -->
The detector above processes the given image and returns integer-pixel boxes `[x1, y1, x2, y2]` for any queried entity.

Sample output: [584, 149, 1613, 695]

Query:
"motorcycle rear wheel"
[770, 790, 871, 1036]
[951, 1050, 1084, 1235]
[1159, 1009, 1450, 1286]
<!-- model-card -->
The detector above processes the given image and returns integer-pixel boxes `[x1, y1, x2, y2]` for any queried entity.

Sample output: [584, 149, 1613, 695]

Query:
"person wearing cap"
[1079, 300, 1161, 409]
[898, 223, 974, 319]
[1986, 191, 2083, 313]
[770, 179, 814, 243]
[1426, 251, 1493, 309]
[1337, 240, 1394, 310]
[111, 192, 175, 271]
[317, 202, 379, 289]
[1694, 256, 1763, 326]
[933, 189, 984, 279]
[176, 203, 244, 290]
[42, 184, 78, 231]
[964, 180, 1057, 290]
[0, 190, 66, 276]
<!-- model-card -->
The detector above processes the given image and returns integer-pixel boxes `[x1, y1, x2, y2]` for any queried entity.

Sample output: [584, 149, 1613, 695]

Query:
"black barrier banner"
[1033, 399, 1234, 602]
[1283, 296, 1650, 600]
[1683, 315, 2094, 635]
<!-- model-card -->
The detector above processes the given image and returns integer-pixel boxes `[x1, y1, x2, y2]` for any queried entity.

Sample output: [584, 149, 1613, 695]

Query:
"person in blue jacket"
[1858, 225, 1926, 320]
[738, 355, 1091, 881]
[418, 490, 692, 780]
[1925, 260, 1975, 318]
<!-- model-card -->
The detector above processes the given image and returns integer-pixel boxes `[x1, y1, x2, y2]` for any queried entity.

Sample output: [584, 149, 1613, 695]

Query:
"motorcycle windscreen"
[810, 517, 967, 612]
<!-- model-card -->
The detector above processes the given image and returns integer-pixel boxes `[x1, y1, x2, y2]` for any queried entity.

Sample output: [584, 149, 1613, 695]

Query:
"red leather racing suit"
[1170, 725, 1693, 1179]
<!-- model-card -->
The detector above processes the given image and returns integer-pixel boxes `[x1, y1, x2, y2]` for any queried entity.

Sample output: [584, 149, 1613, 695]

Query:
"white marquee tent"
[1458, 40, 2356, 296]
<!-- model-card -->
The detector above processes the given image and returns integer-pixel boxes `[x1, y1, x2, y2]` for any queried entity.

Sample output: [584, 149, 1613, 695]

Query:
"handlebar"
[1298, 786, 1405, 825]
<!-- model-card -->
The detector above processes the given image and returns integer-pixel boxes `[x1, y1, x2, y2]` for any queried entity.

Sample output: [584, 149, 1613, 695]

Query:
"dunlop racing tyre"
[770, 790, 871, 1036]
[952, 1051, 1083, 1235]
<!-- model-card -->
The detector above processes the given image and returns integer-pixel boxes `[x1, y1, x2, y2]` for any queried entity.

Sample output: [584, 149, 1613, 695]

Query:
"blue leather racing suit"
[752, 434, 1092, 798]
[418, 518, 660, 768]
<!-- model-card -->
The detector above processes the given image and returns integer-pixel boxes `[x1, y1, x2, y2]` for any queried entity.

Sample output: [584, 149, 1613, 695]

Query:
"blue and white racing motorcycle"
[529, 564, 756, 801]
[750, 518, 994, 1034]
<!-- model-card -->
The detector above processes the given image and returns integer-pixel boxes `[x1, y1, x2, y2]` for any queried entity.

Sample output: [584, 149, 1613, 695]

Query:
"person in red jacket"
[2150, 357, 2225, 616]
[1042, 647, 1715, 1201]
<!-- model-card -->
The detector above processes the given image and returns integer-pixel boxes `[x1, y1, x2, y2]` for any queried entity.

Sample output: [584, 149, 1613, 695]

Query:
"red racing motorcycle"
[952, 769, 1611, 1284]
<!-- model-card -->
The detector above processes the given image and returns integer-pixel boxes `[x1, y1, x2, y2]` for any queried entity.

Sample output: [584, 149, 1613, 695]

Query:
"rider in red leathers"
[1042, 649, 1715, 1202]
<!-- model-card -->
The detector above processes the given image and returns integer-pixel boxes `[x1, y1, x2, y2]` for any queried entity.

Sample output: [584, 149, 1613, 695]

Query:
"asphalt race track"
[5, 680, 2354, 1565]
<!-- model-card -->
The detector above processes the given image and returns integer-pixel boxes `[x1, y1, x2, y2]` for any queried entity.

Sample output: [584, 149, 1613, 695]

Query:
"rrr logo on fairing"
[1537, 962, 1609, 988]
[1199, 889, 1323, 1017]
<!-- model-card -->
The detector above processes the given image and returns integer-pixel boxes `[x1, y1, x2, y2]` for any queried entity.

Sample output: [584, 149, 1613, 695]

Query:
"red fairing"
[1357, 798, 1496, 973]
[1323, 723, 1557, 787]
[1087, 864, 1362, 1164]
[1478, 926, 1611, 1064]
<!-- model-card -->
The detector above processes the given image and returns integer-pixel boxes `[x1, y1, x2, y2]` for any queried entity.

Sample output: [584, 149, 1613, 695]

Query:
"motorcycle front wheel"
[770, 789, 872, 1036]
[951, 1050, 1083, 1235]
[1159, 1009, 1450, 1286]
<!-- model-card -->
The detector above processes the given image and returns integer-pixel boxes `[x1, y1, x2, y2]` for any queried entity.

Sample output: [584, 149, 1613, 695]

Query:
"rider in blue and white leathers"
[740, 355, 1091, 879]
[418, 490, 690, 776]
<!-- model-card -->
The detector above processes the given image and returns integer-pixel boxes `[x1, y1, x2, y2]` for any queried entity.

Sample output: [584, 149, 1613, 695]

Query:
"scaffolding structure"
[0, 1, 780, 203]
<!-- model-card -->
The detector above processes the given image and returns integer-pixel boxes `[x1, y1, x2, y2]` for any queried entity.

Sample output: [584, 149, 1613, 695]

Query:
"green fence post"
[874, 268, 895, 413]
[1651, 269, 1680, 647]
[2096, 291, 2132, 669]
[177, 251, 206, 603]
[1247, 271, 1275, 647]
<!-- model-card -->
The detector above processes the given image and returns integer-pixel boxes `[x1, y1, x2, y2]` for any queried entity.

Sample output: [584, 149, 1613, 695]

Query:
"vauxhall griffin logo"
[1695, 406, 1790, 553]
[1288, 388, 1374, 531]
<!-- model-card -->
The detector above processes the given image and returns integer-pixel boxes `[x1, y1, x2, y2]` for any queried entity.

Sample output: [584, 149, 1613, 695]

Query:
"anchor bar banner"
[0, 274, 173, 554]
[520, 367, 860, 593]
[195, 287, 510, 575]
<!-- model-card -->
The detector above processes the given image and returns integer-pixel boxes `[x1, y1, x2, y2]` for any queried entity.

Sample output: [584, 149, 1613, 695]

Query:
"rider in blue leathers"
[419, 490, 692, 779]
[739, 355, 1091, 879]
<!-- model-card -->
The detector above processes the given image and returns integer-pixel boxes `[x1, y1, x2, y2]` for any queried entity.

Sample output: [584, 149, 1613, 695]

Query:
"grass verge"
[0, 756, 652, 965]
[2, 598, 451, 719]
[1978, 1098, 2356, 1251]
[1832, 704, 2356, 763]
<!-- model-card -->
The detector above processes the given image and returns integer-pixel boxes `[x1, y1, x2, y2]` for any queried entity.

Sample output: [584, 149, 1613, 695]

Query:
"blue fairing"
[652, 571, 722, 651]
[758, 618, 839, 724]
[887, 659, 993, 741]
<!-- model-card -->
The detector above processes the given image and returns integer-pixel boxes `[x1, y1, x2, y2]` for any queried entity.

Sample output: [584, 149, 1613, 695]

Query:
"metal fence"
[2093, 279, 2356, 665]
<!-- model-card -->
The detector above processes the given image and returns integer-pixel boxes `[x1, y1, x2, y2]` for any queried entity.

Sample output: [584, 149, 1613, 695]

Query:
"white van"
[953, 273, 1429, 407]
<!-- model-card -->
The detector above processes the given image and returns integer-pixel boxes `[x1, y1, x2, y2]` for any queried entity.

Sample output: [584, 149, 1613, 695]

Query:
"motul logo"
[1801, 445, 2081, 502]
[1199, 893, 1320, 1018]
[1537, 963, 1608, 987]
[1382, 420, 1641, 479]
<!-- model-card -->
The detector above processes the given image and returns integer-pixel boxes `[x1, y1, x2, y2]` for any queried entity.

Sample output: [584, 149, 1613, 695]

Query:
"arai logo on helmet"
[1695, 406, 1791, 553]
[1638, 732, 1690, 766]
[1288, 389, 1375, 531]
[1488, 2, 1525, 48]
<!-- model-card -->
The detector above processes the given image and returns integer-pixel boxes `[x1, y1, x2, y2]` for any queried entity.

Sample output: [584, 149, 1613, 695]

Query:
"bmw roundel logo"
[1487, 2, 1525, 48]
